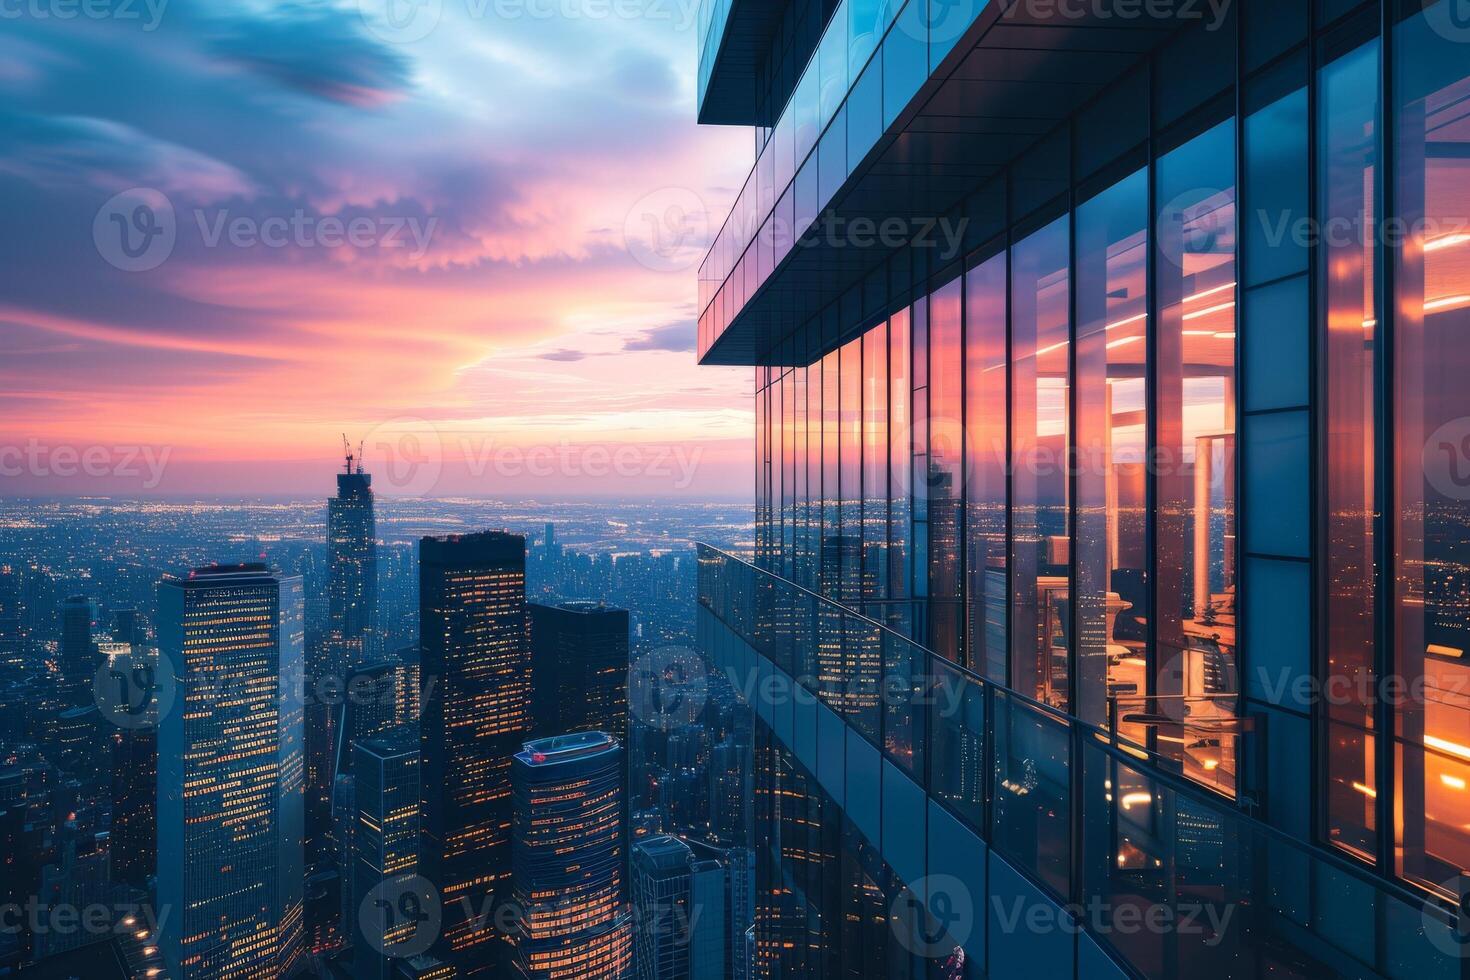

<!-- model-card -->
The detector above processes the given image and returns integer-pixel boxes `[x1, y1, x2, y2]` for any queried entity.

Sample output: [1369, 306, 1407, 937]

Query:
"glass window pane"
[928, 277, 964, 665]
[840, 337, 863, 603]
[888, 310, 913, 637]
[1321, 39, 1379, 861]
[1011, 216, 1071, 711]
[1393, 3, 1470, 898]
[991, 692, 1071, 896]
[822, 350, 841, 600]
[966, 253, 1008, 685]
[1156, 120, 1239, 794]
[1076, 169, 1150, 728]
[862, 324, 889, 613]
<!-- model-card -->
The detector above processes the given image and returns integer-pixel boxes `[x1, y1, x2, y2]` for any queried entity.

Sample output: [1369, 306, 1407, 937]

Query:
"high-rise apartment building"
[510, 732, 632, 980]
[418, 532, 531, 975]
[157, 564, 304, 979]
[693, 0, 1470, 976]
[528, 600, 629, 743]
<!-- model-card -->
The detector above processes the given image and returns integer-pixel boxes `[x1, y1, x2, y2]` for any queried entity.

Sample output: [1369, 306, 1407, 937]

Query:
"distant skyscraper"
[352, 728, 421, 980]
[419, 532, 531, 975]
[157, 564, 304, 979]
[313, 444, 380, 930]
[631, 835, 721, 980]
[529, 600, 629, 743]
[510, 732, 631, 980]
[329, 443, 379, 664]
[59, 595, 96, 706]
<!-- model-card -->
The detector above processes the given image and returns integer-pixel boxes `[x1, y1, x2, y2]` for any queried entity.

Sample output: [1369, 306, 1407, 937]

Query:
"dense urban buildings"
[693, 0, 1470, 976]
[156, 565, 305, 979]
[510, 732, 632, 980]
[418, 531, 533, 975]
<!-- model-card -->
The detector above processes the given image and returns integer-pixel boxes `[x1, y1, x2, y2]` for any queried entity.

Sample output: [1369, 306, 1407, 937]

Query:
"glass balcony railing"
[695, 543, 1467, 980]
[697, 0, 986, 359]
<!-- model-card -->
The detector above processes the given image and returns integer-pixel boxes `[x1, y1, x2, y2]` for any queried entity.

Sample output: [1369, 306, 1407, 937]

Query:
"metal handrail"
[694, 542, 1464, 941]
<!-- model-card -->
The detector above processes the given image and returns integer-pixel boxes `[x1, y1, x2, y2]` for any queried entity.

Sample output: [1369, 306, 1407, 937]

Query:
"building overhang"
[699, 4, 1189, 365]
[697, 0, 789, 125]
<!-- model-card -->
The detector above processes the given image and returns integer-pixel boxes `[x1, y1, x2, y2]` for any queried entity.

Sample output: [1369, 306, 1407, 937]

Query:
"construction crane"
[342, 433, 364, 474]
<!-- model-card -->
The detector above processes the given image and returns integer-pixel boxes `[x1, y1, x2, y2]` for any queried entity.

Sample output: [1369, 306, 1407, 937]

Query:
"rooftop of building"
[516, 730, 619, 766]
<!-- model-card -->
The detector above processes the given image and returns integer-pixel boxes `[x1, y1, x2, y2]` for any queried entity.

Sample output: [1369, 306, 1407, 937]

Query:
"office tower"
[110, 722, 156, 888]
[352, 728, 421, 980]
[418, 532, 531, 975]
[632, 834, 725, 980]
[58, 595, 96, 706]
[690, 1, 1470, 975]
[528, 600, 629, 742]
[0, 567, 23, 671]
[509, 732, 631, 980]
[329, 441, 379, 664]
[157, 564, 304, 979]
[111, 608, 143, 648]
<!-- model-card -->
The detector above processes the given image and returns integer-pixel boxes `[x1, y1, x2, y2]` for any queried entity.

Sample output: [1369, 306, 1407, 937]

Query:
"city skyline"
[0, 3, 754, 498]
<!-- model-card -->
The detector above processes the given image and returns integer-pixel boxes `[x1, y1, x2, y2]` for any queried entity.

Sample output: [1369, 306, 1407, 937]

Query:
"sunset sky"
[0, 0, 754, 498]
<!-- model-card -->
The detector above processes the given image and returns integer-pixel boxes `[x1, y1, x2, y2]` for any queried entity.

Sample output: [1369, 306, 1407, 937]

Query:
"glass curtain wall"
[1393, 3, 1470, 900]
[744, 2, 1470, 900]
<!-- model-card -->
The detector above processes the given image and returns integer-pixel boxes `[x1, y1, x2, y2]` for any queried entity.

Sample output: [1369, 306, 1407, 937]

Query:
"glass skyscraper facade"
[157, 564, 305, 980]
[695, 0, 1470, 976]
